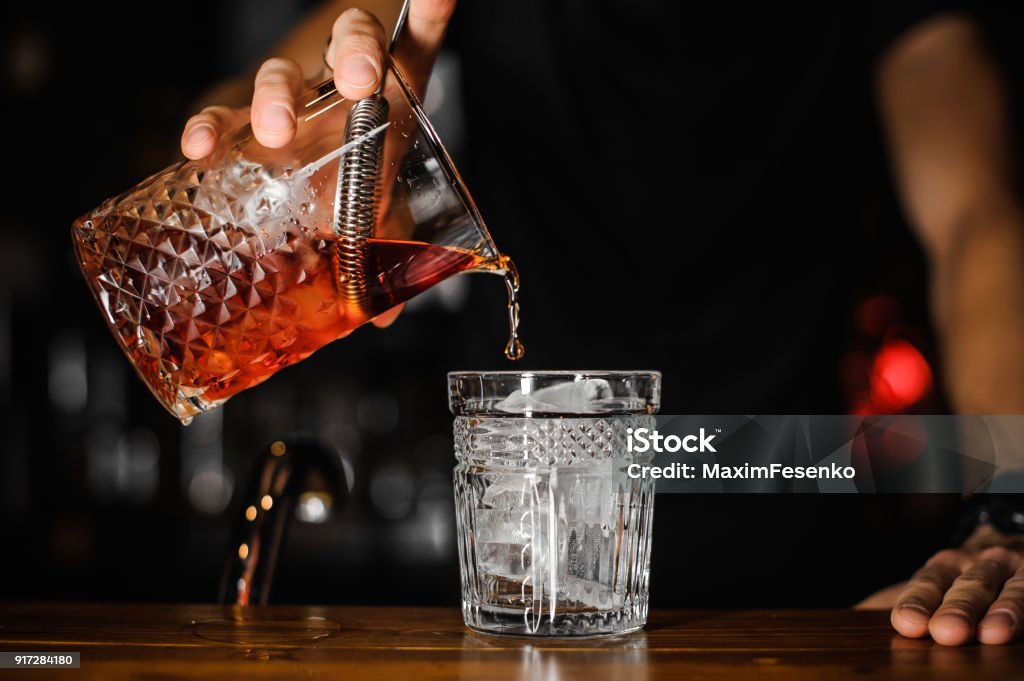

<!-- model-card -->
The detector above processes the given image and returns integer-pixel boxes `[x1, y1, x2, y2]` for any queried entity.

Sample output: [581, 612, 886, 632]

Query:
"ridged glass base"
[462, 601, 647, 637]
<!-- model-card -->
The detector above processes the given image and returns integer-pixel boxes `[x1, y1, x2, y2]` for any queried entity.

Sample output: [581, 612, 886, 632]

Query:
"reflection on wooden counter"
[0, 603, 1021, 680]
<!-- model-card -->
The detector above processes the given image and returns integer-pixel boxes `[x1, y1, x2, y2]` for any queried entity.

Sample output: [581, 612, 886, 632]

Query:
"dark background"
[0, 2, 1021, 608]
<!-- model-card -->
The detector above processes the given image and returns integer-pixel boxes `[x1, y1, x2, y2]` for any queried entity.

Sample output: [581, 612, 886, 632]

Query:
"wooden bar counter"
[0, 603, 1021, 679]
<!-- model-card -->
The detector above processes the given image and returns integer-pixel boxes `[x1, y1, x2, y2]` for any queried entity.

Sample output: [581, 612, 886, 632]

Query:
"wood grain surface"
[0, 603, 1021, 679]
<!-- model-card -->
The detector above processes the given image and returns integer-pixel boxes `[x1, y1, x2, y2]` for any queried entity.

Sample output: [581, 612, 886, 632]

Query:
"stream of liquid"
[498, 255, 524, 361]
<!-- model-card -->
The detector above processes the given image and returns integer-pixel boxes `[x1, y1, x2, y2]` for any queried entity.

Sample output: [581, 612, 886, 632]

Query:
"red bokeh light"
[869, 340, 932, 411]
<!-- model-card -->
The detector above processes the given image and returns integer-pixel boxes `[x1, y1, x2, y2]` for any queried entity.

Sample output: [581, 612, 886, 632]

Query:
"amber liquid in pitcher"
[75, 214, 522, 423]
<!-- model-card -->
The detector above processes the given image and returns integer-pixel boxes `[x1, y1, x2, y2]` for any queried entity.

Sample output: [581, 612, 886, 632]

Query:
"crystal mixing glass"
[72, 61, 519, 423]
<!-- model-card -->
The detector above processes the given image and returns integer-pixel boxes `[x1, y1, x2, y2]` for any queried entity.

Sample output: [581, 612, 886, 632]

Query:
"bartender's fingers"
[325, 1, 457, 99]
[395, 0, 457, 93]
[929, 547, 1018, 646]
[327, 8, 387, 100]
[181, 106, 250, 159]
[372, 303, 405, 328]
[977, 562, 1024, 645]
[891, 550, 964, 639]
[251, 57, 304, 148]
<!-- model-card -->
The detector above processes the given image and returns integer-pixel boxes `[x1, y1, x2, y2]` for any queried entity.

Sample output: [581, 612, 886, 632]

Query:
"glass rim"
[447, 370, 662, 381]
[448, 370, 661, 416]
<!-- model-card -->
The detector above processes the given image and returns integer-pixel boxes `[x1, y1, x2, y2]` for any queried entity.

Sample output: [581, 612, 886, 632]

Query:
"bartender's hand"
[857, 524, 1024, 645]
[179, 0, 455, 159]
[177, 1, 455, 329]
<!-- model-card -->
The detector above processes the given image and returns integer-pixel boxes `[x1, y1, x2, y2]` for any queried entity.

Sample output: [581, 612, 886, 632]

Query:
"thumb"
[327, 8, 387, 100]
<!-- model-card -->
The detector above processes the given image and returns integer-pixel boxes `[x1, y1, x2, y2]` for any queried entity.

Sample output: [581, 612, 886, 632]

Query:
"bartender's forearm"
[877, 16, 1024, 412]
[931, 203, 1024, 412]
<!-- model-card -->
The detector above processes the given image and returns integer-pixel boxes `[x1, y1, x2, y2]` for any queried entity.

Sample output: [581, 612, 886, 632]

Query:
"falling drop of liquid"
[499, 256, 524, 360]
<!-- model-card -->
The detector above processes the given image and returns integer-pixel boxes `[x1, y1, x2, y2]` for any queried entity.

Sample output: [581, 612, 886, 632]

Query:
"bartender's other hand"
[857, 524, 1024, 646]
[180, 1, 456, 159]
